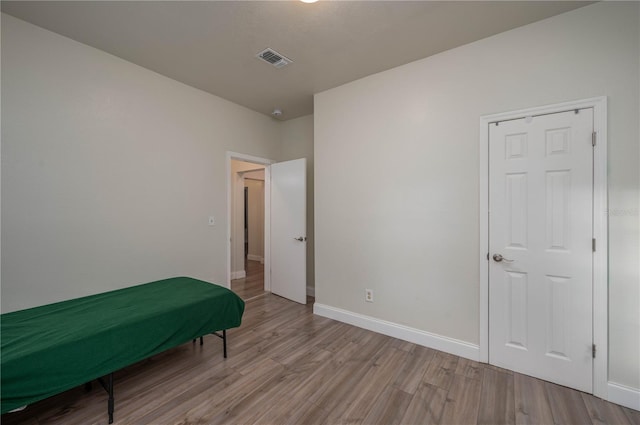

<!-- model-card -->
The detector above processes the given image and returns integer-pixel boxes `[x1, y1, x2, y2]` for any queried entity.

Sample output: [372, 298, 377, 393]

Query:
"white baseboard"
[313, 303, 479, 361]
[230, 270, 246, 280]
[307, 285, 315, 297]
[247, 254, 264, 262]
[608, 382, 640, 411]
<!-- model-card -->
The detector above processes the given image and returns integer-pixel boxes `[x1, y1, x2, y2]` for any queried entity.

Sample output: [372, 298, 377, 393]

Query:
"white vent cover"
[256, 48, 292, 68]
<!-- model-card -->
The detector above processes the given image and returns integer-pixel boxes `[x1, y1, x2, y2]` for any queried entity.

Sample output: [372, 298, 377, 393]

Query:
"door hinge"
[487, 252, 490, 261]
[592, 238, 596, 252]
[592, 131, 596, 147]
[592, 344, 596, 358]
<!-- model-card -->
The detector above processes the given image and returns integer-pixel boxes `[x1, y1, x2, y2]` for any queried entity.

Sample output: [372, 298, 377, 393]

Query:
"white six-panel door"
[489, 109, 593, 392]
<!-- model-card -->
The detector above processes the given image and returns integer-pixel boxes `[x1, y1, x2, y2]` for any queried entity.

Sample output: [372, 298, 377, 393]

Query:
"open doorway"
[229, 159, 267, 300]
[226, 151, 309, 305]
[239, 169, 266, 299]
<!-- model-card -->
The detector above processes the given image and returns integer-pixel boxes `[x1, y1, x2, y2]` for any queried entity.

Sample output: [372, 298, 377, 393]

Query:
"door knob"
[493, 253, 514, 263]
[294, 237, 307, 242]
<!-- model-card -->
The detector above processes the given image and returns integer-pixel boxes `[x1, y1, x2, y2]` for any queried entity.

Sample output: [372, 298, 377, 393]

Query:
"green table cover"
[1, 277, 245, 414]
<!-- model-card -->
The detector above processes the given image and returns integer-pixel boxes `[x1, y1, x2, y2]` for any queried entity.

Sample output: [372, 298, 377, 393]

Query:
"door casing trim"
[226, 151, 275, 293]
[478, 96, 608, 399]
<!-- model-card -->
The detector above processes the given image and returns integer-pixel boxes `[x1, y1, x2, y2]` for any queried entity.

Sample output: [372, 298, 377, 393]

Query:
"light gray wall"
[280, 115, 315, 291]
[314, 2, 639, 389]
[1, 14, 281, 312]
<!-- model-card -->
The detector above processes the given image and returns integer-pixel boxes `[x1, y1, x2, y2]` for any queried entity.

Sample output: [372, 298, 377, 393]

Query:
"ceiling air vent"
[256, 48, 292, 69]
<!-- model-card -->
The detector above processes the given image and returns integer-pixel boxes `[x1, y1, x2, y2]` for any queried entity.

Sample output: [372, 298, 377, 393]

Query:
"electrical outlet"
[365, 289, 373, 303]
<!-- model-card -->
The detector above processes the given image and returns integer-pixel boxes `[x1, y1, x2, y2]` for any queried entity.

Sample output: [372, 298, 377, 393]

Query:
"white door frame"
[226, 151, 275, 292]
[479, 96, 608, 399]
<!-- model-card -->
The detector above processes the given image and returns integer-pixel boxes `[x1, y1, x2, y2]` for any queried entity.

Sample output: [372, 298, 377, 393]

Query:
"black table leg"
[98, 373, 115, 423]
[223, 329, 227, 358]
[107, 373, 114, 424]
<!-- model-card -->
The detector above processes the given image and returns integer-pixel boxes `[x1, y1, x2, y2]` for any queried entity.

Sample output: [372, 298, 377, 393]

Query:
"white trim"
[230, 270, 246, 280]
[591, 98, 609, 400]
[263, 166, 272, 292]
[607, 382, 640, 411]
[306, 285, 315, 297]
[247, 254, 264, 262]
[313, 303, 480, 361]
[479, 96, 608, 399]
[226, 152, 274, 293]
[479, 112, 490, 364]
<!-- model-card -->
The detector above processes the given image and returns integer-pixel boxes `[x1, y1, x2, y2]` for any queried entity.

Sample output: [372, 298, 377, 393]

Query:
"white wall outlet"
[365, 289, 373, 303]
[208, 216, 215, 226]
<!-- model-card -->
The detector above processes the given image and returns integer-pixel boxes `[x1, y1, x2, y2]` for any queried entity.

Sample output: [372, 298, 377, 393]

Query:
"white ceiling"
[2, 1, 592, 120]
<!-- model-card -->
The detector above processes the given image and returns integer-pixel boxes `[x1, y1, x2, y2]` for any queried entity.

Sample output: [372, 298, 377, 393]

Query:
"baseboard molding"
[608, 382, 640, 411]
[230, 270, 246, 280]
[313, 303, 479, 361]
[246, 254, 264, 263]
[306, 286, 315, 297]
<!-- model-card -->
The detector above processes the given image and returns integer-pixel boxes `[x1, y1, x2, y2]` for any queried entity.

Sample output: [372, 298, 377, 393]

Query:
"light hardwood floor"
[3, 293, 639, 424]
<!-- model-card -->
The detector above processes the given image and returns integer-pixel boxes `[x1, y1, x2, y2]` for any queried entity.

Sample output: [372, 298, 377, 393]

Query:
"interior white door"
[271, 158, 307, 304]
[489, 109, 593, 393]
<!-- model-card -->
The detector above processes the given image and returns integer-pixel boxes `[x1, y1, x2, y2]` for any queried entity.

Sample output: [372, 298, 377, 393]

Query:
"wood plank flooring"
[231, 260, 265, 300]
[3, 293, 639, 425]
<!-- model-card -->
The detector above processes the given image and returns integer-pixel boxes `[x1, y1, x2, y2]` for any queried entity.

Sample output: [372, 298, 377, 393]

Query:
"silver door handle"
[294, 237, 307, 242]
[493, 254, 514, 263]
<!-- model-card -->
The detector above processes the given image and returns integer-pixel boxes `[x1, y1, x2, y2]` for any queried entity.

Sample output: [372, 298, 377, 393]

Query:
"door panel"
[505, 270, 528, 350]
[271, 158, 307, 304]
[489, 109, 593, 393]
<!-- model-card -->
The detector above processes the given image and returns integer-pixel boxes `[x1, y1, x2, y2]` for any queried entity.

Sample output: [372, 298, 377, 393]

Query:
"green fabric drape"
[1, 277, 245, 414]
